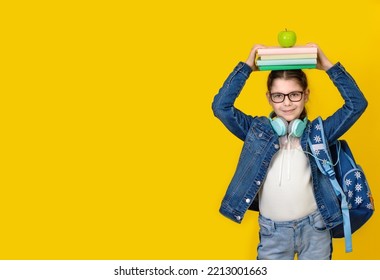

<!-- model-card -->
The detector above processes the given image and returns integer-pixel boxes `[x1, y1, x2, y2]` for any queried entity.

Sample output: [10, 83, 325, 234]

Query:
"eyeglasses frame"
[269, 90, 305, 103]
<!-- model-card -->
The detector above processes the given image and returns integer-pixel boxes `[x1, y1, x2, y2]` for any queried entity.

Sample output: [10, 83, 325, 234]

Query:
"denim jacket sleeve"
[212, 62, 255, 141]
[323, 62, 368, 142]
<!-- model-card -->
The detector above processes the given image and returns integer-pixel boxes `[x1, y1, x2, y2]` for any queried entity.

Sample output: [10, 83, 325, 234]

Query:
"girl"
[212, 43, 367, 259]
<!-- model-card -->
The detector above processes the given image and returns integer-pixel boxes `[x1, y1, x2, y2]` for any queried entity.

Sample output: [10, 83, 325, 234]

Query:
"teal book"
[256, 58, 317, 66]
[258, 64, 317, 71]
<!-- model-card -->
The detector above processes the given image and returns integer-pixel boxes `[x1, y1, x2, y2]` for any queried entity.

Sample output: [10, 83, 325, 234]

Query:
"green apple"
[278, 29, 297, 48]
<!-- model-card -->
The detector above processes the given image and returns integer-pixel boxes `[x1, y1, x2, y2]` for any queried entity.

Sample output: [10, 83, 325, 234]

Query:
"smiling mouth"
[282, 109, 295, 114]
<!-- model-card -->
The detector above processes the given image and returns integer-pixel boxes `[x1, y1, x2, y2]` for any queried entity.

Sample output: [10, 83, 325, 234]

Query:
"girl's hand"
[306, 43, 334, 71]
[245, 44, 266, 71]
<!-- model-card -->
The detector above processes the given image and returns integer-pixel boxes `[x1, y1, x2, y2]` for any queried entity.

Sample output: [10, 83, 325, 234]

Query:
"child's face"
[266, 78, 309, 122]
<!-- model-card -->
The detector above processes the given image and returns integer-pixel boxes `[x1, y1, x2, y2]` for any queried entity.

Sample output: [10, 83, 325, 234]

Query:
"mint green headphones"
[268, 112, 307, 137]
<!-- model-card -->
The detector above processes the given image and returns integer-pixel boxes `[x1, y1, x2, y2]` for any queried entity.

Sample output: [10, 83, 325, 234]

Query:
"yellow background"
[1, 0, 379, 260]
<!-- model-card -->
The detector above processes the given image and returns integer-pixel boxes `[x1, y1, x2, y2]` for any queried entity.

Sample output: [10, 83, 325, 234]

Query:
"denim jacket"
[212, 62, 367, 228]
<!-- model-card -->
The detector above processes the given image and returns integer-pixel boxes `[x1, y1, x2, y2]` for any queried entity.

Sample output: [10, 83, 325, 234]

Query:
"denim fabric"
[212, 62, 368, 228]
[257, 211, 332, 260]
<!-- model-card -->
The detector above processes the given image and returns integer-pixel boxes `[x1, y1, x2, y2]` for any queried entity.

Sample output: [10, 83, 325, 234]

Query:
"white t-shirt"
[259, 136, 317, 221]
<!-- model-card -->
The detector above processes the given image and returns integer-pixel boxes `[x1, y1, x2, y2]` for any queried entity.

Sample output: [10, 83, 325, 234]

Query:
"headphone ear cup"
[271, 117, 288, 136]
[289, 119, 306, 137]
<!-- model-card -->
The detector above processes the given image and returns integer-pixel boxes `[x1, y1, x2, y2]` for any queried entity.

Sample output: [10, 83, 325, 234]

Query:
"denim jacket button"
[245, 198, 251, 203]
[274, 144, 280, 149]
[256, 181, 261, 186]
[235, 216, 241, 221]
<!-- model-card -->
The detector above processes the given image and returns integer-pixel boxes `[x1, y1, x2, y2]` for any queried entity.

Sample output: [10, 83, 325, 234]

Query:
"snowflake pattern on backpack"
[310, 122, 374, 211]
[309, 122, 332, 172]
[344, 169, 373, 210]
[308, 118, 374, 244]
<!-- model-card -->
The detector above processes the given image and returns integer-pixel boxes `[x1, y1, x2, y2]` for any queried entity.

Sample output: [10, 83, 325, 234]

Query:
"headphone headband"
[268, 112, 307, 137]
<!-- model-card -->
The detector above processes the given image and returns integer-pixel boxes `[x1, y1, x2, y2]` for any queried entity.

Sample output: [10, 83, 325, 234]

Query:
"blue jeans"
[257, 211, 332, 260]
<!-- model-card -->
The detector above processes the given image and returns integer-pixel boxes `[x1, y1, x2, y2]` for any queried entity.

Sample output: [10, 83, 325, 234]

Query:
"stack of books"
[256, 47, 317, 71]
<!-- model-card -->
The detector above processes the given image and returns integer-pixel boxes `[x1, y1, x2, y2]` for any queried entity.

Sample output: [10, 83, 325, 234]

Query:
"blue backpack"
[308, 117, 374, 252]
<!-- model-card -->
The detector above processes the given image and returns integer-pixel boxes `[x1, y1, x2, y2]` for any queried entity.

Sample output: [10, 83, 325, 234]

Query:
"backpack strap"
[308, 117, 353, 252]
